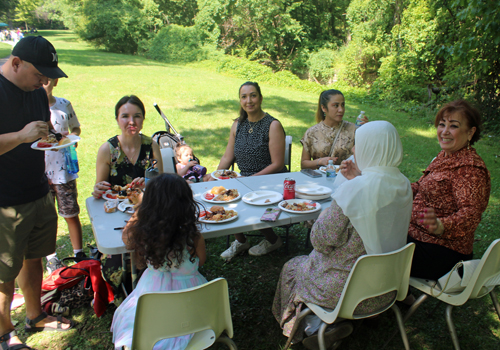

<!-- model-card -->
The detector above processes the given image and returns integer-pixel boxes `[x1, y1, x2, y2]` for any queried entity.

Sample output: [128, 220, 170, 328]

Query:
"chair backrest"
[131, 278, 234, 350]
[284, 135, 292, 172]
[459, 238, 500, 300]
[160, 147, 177, 174]
[308, 243, 415, 323]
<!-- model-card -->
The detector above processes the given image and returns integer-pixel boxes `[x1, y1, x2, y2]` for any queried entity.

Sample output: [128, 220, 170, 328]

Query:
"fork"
[49, 129, 63, 141]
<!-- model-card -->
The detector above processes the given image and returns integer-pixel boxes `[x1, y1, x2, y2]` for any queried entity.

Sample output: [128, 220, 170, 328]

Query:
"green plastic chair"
[130, 278, 237, 350]
[402, 238, 500, 350]
[284, 243, 415, 350]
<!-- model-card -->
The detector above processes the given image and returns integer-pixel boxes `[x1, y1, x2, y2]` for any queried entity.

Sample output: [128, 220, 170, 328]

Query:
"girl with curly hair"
[111, 173, 207, 350]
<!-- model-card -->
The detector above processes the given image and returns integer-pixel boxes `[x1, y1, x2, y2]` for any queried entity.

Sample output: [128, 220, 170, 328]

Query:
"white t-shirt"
[45, 96, 81, 184]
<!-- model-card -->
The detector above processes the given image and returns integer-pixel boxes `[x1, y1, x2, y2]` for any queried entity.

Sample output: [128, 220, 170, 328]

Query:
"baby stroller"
[151, 103, 184, 150]
[151, 104, 204, 180]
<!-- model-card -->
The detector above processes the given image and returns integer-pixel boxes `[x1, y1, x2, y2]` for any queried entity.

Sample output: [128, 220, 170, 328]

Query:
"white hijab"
[332, 121, 413, 255]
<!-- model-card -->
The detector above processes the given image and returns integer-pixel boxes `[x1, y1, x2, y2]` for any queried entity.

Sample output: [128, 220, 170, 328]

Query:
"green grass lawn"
[0, 42, 12, 58]
[9, 30, 500, 350]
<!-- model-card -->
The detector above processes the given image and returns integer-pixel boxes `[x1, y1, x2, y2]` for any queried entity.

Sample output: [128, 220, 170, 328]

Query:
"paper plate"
[242, 191, 283, 205]
[278, 199, 321, 214]
[295, 184, 332, 196]
[118, 201, 134, 214]
[199, 210, 238, 224]
[201, 190, 241, 204]
[211, 169, 240, 180]
[31, 134, 80, 151]
[296, 192, 332, 201]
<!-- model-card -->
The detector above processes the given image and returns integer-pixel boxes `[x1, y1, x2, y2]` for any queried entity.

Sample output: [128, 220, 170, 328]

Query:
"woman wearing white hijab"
[272, 121, 413, 348]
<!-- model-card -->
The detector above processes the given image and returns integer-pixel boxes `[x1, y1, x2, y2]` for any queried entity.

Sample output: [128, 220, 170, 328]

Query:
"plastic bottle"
[356, 111, 365, 127]
[63, 145, 79, 174]
[325, 160, 336, 180]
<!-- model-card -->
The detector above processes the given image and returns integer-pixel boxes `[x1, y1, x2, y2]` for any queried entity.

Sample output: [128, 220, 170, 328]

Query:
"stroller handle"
[153, 103, 182, 142]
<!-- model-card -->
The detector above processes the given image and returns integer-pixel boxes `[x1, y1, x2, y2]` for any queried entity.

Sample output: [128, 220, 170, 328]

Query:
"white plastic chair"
[402, 239, 500, 350]
[160, 147, 177, 174]
[284, 243, 415, 350]
[130, 278, 237, 350]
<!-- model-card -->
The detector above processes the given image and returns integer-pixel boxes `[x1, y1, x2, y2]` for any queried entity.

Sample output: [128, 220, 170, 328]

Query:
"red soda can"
[283, 178, 296, 200]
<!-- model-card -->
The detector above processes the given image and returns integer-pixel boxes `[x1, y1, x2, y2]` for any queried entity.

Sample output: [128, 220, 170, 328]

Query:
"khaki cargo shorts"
[0, 193, 57, 283]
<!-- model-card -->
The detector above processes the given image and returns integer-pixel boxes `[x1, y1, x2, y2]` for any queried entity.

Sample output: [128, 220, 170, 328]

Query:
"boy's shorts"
[50, 180, 80, 218]
[0, 193, 57, 283]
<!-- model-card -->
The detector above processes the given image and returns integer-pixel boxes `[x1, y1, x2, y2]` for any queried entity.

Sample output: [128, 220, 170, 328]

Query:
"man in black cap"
[0, 36, 73, 350]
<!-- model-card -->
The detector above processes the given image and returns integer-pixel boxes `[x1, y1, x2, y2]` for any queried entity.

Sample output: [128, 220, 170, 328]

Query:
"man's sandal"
[25, 311, 74, 333]
[0, 330, 32, 350]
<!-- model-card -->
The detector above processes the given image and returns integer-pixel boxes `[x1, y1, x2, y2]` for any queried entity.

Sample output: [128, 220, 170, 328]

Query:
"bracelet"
[317, 159, 320, 168]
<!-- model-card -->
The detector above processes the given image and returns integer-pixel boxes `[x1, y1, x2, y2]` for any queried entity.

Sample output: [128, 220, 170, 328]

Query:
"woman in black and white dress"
[216, 81, 286, 260]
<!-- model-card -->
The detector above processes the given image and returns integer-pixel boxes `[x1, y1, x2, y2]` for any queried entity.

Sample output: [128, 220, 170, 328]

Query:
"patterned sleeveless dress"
[234, 113, 285, 176]
[107, 134, 154, 187]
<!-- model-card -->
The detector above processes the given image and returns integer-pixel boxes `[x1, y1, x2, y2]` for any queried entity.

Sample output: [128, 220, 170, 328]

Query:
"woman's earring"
[467, 140, 471, 150]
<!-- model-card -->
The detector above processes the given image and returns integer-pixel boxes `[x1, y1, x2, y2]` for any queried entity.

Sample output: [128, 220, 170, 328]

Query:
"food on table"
[265, 199, 271, 203]
[199, 205, 237, 222]
[113, 184, 130, 192]
[210, 186, 226, 195]
[214, 189, 239, 201]
[214, 170, 239, 179]
[281, 200, 316, 212]
[127, 188, 142, 205]
[104, 200, 117, 213]
[104, 192, 118, 200]
[204, 192, 215, 200]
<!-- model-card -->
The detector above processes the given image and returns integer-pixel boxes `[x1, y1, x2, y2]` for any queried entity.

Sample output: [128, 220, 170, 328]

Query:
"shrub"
[146, 24, 208, 63]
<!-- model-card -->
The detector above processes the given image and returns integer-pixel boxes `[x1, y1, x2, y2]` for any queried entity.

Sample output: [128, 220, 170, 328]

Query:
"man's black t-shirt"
[0, 74, 50, 206]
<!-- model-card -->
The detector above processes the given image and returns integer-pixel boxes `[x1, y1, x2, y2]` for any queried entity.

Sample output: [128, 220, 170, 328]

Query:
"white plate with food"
[118, 200, 135, 214]
[201, 189, 241, 203]
[103, 191, 127, 201]
[31, 134, 80, 151]
[211, 169, 240, 180]
[296, 192, 332, 201]
[199, 208, 238, 223]
[295, 184, 332, 196]
[318, 165, 340, 174]
[278, 199, 321, 214]
[242, 191, 283, 205]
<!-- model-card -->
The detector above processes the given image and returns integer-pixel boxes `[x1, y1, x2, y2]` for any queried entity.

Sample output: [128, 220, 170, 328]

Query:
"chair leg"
[445, 304, 461, 350]
[216, 335, 238, 350]
[489, 290, 500, 319]
[317, 321, 328, 350]
[384, 293, 428, 348]
[391, 304, 410, 350]
[284, 307, 312, 349]
[403, 293, 428, 323]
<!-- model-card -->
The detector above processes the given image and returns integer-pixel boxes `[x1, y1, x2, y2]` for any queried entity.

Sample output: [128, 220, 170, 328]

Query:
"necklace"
[248, 113, 265, 133]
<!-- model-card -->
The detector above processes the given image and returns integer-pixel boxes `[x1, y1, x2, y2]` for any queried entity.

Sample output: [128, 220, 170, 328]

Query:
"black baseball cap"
[12, 36, 68, 79]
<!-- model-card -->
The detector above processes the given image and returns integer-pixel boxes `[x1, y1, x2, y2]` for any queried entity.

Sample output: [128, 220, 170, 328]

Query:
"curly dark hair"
[127, 173, 201, 269]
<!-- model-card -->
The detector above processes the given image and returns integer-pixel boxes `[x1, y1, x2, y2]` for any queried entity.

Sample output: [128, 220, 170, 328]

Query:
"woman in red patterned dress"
[408, 100, 491, 280]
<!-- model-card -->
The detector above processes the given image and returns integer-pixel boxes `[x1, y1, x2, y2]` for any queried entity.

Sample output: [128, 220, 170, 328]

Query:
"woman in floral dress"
[273, 121, 413, 348]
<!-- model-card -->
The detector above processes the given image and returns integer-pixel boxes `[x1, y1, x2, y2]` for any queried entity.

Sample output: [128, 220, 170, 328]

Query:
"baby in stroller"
[175, 144, 208, 182]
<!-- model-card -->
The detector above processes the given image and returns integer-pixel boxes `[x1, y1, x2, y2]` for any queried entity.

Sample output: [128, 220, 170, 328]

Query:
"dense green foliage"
[4, 0, 500, 133]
